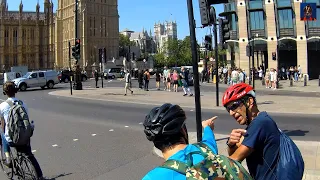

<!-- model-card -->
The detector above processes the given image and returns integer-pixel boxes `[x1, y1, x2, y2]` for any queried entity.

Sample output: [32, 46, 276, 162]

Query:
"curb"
[48, 89, 320, 115]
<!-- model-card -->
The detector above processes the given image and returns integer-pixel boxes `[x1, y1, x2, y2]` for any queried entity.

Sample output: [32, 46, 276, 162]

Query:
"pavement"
[49, 86, 320, 115]
[153, 132, 320, 180]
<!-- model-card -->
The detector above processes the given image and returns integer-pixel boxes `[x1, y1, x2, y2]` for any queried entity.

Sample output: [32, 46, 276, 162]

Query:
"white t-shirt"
[270, 71, 275, 81]
[0, 98, 28, 142]
[258, 69, 263, 78]
[231, 70, 239, 79]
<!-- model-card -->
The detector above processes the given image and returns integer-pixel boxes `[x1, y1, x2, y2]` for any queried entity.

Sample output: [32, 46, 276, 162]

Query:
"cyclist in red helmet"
[222, 83, 281, 180]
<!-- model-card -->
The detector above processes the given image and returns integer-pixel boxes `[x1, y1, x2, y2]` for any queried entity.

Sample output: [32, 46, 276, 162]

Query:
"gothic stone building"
[0, 0, 55, 71]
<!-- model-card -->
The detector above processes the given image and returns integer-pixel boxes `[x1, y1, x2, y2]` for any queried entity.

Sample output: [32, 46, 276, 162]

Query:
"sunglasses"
[226, 100, 243, 112]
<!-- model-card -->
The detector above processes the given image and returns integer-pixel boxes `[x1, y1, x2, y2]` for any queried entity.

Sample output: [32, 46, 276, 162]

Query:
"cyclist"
[142, 103, 219, 179]
[222, 83, 280, 180]
[0, 81, 43, 179]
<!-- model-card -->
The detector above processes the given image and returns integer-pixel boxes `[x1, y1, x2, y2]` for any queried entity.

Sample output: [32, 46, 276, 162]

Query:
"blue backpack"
[276, 129, 304, 179]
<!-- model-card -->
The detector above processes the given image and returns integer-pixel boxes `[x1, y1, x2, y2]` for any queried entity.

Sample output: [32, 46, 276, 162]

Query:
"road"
[0, 81, 318, 179]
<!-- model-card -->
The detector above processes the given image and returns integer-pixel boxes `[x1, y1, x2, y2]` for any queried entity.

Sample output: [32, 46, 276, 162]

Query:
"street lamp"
[251, 33, 258, 89]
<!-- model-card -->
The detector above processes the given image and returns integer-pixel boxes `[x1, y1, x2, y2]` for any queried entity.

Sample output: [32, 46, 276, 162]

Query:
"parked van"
[12, 70, 59, 91]
[103, 68, 124, 79]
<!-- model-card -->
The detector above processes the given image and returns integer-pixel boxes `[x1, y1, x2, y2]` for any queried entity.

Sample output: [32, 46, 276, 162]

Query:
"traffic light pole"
[68, 41, 73, 95]
[73, 0, 82, 90]
[213, 22, 219, 107]
[187, 0, 202, 142]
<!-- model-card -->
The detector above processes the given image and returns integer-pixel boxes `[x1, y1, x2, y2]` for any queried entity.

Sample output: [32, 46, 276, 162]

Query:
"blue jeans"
[1, 131, 10, 154]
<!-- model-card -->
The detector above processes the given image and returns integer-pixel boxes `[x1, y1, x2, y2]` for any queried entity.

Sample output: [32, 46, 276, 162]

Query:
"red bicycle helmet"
[222, 83, 255, 106]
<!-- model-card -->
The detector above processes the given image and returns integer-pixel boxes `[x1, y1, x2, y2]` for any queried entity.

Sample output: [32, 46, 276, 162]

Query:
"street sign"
[200, 47, 206, 52]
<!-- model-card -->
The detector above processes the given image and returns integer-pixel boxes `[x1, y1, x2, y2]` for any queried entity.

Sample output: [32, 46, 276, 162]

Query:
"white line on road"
[32, 150, 37, 153]
[52, 144, 58, 147]
[139, 122, 142, 124]
[109, 129, 114, 132]
[91, 134, 97, 136]
[73, 139, 78, 141]
[190, 110, 194, 111]
[124, 126, 129, 128]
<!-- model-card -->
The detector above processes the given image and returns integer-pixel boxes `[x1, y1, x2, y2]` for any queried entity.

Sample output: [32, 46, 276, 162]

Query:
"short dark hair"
[3, 81, 18, 97]
[153, 131, 185, 151]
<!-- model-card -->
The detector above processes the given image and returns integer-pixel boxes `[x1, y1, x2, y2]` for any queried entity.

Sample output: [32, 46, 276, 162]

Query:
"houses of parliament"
[0, 0, 119, 71]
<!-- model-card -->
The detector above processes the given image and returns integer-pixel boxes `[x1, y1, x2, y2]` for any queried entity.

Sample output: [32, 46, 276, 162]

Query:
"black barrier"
[290, 75, 293, 87]
[304, 75, 307, 86]
[319, 75, 320, 86]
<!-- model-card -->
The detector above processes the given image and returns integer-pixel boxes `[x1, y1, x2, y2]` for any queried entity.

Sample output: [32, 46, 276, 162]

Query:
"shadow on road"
[21, 87, 64, 92]
[44, 173, 72, 180]
[257, 101, 274, 105]
[282, 130, 309, 136]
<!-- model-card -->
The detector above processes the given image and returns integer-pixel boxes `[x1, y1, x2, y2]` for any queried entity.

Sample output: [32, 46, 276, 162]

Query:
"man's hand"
[228, 129, 247, 146]
[202, 116, 218, 130]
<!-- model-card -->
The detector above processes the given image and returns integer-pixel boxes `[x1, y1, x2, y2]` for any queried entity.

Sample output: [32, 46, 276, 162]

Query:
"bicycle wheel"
[0, 144, 13, 179]
[16, 154, 38, 180]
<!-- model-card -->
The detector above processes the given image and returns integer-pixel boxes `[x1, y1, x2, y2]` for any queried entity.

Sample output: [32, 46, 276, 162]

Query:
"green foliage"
[119, 34, 135, 57]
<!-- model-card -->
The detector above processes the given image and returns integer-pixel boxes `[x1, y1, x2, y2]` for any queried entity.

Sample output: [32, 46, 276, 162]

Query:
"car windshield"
[23, 72, 32, 78]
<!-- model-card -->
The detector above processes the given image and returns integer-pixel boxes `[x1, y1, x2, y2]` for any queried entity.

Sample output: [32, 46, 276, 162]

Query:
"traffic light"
[272, 52, 276, 60]
[103, 48, 107, 63]
[204, 35, 212, 51]
[198, 0, 216, 27]
[218, 18, 230, 44]
[72, 39, 81, 63]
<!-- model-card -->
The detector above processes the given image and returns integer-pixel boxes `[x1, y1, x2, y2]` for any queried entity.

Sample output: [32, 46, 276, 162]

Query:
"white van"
[4, 72, 22, 83]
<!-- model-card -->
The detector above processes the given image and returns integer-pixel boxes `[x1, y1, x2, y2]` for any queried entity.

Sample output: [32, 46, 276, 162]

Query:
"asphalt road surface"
[0, 81, 317, 179]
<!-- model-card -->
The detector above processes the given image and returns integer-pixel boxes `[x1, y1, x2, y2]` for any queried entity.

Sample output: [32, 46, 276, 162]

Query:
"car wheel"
[47, 82, 54, 89]
[20, 84, 27, 91]
[112, 75, 115, 79]
[64, 78, 69, 83]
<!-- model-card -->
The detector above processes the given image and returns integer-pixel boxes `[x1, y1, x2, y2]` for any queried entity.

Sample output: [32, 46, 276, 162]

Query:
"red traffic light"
[75, 39, 80, 44]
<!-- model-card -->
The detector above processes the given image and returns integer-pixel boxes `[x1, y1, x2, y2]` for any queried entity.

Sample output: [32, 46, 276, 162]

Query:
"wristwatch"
[226, 138, 236, 148]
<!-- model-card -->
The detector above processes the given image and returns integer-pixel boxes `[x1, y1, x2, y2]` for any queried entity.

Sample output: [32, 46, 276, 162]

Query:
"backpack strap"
[161, 160, 187, 175]
[193, 142, 213, 155]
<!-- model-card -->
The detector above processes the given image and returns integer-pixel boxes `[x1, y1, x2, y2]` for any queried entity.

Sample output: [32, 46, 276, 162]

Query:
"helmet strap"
[241, 99, 251, 126]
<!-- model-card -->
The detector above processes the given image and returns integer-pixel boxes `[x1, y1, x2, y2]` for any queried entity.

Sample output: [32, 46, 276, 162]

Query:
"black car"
[58, 70, 87, 83]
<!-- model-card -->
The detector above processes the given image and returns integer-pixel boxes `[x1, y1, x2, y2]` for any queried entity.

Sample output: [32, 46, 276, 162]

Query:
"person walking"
[124, 70, 133, 96]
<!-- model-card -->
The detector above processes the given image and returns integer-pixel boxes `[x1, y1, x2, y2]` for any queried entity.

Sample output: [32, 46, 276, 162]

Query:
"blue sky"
[8, 0, 223, 43]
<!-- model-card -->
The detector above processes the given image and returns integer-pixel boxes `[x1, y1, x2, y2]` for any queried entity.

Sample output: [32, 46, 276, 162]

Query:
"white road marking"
[52, 144, 58, 147]
[190, 110, 194, 111]
[139, 122, 143, 124]
[108, 80, 112, 82]
[73, 139, 78, 141]
[32, 150, 37, 153]
[124, 126, 129, 128]
[91, 134, 97, 136]
[109, 129, 114, 132]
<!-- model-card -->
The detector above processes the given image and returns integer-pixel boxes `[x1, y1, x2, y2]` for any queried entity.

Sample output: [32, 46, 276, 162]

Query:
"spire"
[19, 0, 23, 13]
[149, 29, 152, 36]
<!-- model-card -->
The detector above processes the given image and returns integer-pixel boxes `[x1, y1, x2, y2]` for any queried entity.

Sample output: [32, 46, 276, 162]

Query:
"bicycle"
[0, 141, 39, 180]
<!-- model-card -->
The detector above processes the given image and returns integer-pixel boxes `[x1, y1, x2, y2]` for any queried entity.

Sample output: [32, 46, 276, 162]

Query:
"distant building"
[154, 20, 177, 53]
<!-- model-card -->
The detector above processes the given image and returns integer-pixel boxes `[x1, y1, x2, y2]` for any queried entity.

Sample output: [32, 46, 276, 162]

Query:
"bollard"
[290, 75, 293, 87]
[319, 75, 320, 86]
[304, 74, 307, 86]
[213, 75, 216, 84]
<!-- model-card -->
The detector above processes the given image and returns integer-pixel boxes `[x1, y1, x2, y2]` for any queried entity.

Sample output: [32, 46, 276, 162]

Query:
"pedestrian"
[180, 67, 193, 96]
[124, 70, 133, 96]
[94, 69, 99, 88]
[222, 83, 304, 180]
[155, 70, 161, 90]
[143, 69, 150, 91]
[138, 70, 143, 89]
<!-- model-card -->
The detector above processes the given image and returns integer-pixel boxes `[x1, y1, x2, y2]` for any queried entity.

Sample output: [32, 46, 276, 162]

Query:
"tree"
[153, 53, 166, 67]
[119, 34, 135, 57]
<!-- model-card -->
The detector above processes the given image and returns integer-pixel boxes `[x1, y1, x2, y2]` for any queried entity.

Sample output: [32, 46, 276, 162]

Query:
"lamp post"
[251, 33, 258, 89]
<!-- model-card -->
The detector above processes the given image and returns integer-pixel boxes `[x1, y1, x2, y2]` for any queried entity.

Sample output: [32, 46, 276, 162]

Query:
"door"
[38, 72, 46, 86]
[27, 72, 39, 87]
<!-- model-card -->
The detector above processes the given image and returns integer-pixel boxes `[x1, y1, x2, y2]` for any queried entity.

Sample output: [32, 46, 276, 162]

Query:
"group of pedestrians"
[142, 83, 304, 180]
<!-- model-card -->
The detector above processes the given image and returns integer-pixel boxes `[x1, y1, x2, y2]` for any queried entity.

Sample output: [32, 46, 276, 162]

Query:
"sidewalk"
[153, 132, 320, 180]
[202, 79, 320, 93]
[49, 87, 320, 115]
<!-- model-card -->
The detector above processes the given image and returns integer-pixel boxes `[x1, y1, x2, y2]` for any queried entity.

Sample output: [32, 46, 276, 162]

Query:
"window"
[39, 72, 44, 77]
[13, 29, 18, 47]
[278, 9, 294, 28]
[31, 73, 38, 78]
[13, 55, 18, 66]
[230, 14, 237, 31]
[105, 18, 107, 37]
[94, 17, 96, 36]
[4, 29, 9, 46]
[277, 0, 291, 7]
[308, 8, 320, 27]
[250, 11, 265, 30]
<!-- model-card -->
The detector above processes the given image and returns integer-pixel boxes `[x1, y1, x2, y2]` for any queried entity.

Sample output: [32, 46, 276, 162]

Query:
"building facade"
[154, 21, 177, 53]
[223, 0, 320, 78]
[120, 28, 156, 57]
[0, 0, 55, 71]
[55, 0, 119, 70]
